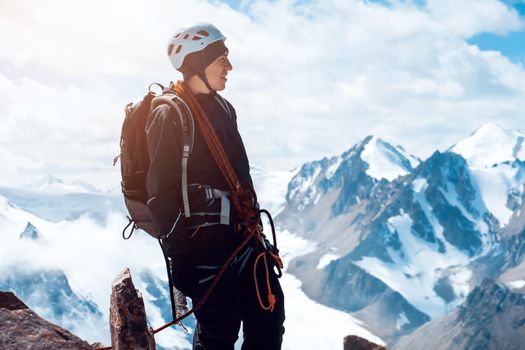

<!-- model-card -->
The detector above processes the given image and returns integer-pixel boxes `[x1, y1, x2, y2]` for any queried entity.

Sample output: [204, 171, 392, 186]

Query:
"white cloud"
[1, 0, 525, 189]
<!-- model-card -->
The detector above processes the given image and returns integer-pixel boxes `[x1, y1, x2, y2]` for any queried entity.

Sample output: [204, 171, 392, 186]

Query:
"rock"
[110, 268, 155, 350]
[393, 278, 525, 350]
[344, 335, 389, 350]
[0, 290, 92, 350]
[19, 222, 41, 240]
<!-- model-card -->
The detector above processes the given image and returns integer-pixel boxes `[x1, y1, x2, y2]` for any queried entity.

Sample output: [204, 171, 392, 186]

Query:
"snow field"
[356, 211, 470, 318]
[361, 136, 413, 181]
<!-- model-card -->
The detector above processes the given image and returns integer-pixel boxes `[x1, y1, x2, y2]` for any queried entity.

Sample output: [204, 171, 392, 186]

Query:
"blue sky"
[469, 0, 525, 65]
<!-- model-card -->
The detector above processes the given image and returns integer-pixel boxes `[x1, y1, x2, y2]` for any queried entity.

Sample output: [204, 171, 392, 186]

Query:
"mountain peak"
[28, 175, 99, 194]
[32, 175, 64, 187]
[450, 123, 525, 168]
[19, 222, 41, 240]
[360, 136, 419, 181]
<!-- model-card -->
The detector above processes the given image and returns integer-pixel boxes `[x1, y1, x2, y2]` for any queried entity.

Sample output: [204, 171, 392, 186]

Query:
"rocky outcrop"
[19, 221, 41, 240]
[110, 268, 155, 350]
[0, 291, 92, 349]
[393, 279, 525, 350]
[344, 335, 389, 350]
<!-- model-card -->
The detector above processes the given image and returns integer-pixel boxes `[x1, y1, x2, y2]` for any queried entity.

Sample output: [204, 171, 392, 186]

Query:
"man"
[145, 22, 285, 350]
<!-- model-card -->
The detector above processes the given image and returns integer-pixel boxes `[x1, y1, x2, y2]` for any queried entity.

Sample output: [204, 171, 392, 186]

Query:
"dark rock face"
[344, 335, 389, 350]
[393, 279, 525, 350]
[110, 268, 155, 350]
[416, 151, 487, 255]
[456, 279, 525, 349]
[331, 139, 379, 217]
[0, 291, 92, 350]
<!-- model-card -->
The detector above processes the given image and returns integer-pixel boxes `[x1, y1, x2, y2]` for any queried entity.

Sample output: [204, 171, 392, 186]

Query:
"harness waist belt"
[187, 184, 231, 226]
[204, 187, 230, 225]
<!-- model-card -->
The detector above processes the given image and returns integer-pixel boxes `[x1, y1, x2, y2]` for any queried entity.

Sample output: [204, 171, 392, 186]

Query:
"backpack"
[115, 83, 194, 239]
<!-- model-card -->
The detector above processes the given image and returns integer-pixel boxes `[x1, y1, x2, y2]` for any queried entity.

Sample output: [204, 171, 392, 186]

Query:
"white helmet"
[167, 22, 226, 71]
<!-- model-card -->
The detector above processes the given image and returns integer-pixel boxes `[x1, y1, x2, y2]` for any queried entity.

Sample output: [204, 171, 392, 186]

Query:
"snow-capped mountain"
[450, 122, 525, 168]
[29, 175, 102, 194]
[0, 267, 105, 342]
[278, 123, 525, 345]
[3, 122, 522, 348]
[0, 176, 125, 223]
[285, 135, 419, 215]
[0, 169, 384, 349]
[19, 222, 41, 240]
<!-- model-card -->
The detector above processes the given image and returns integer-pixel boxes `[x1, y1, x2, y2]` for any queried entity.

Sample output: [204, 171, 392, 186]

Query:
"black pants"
[166, 224, 285, 350]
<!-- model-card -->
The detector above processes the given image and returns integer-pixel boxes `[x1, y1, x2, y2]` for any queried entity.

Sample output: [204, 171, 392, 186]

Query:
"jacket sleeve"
[145, 103, 183, 237]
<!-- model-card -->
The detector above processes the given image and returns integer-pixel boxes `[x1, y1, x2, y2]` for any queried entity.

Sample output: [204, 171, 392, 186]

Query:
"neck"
[186, 75, 210, 95]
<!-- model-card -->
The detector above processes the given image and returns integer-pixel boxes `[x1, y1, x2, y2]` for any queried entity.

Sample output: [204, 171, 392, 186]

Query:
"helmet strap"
[199, 71, 216, 96]
[199, 50, 216, 95]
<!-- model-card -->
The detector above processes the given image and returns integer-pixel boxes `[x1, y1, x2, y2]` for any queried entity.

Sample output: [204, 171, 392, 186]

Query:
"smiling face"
[204, 51, 233, 91]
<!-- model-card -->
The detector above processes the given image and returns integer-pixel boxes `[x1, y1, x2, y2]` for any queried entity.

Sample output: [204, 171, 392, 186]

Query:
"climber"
[145, 22, 285, 349]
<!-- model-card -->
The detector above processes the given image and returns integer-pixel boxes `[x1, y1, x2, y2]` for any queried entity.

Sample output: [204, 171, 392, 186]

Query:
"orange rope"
[173, 81, 260, 232]
[253, 252, 276, 312]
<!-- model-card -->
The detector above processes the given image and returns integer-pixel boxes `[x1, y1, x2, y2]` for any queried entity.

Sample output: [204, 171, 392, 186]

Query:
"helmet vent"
[168, 44, 174, 55]
[197, 30, 209, 37]
[174, 32, 181, 38]
[192, 36, 201, 41]
[183, 34, 189, 39]
[175, 45, 183, 54]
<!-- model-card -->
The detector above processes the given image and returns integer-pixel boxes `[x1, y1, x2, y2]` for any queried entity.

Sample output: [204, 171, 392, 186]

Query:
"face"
[204, 51, 233, 91]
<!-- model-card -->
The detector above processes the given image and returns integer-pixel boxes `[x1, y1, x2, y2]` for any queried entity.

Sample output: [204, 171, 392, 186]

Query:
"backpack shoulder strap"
[152, 93, 195, 153]
[214, 94, 232, 119]
[151, 92, 195, 218]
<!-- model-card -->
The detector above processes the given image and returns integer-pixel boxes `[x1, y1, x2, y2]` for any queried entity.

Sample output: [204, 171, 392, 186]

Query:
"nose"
[225, 57, 233, 71]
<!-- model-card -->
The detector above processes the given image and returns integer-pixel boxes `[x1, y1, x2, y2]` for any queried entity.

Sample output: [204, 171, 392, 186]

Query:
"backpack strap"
[214, 94, 232, 119]
[151, 93, 195, 218]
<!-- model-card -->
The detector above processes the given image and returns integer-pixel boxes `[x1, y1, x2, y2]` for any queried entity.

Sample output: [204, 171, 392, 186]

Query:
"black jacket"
[145, 92, 252, 237]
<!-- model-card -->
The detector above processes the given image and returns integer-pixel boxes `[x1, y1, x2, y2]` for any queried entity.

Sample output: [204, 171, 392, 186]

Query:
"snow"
[137, 280, 193, 350]
[451, 123, 525, 168]
[281, 274, 384, 349]
[506, 280, 525, 289]
[396, 312, 410, 330]
[412, 179, 473, 302]
[355, 212, 470, 318]
[251, 166, 297, 216]
[28, 175, 99, 194]
[412, 178, 427, 193]
[449, 123, 525, 227]
[284, 163, 323, 210]
[439, 179, 492, 252]
[361, 136, 411, 181]
[317, 253, 340, 269]
[300, 166, 321, 196]
[277, 230, 384, 349]
[468, 163, 522, 227]
[325, 156, 342, 179]
[277, 229, 318, 267]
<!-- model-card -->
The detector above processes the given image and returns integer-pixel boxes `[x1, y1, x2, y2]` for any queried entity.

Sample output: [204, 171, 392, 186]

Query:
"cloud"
[1, 0, 525, 189]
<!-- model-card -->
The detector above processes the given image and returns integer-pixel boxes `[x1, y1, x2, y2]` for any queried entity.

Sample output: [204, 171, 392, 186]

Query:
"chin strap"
[198, 72, 216, 95]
